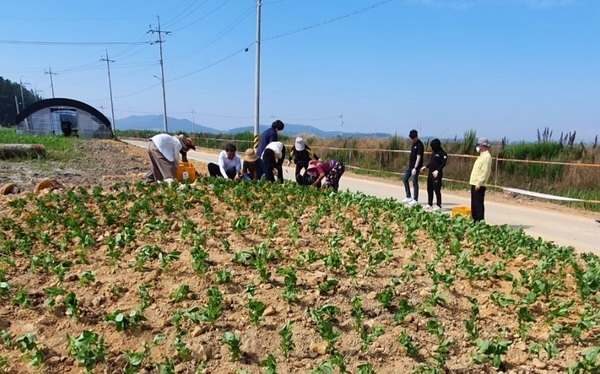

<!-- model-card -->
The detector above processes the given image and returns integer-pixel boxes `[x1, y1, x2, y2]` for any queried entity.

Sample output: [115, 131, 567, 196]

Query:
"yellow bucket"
[451, 206, 471, 217]
[176, 162, 197, 183]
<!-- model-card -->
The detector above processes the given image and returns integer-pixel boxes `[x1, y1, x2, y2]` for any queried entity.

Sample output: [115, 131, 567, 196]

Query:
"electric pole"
[44, 65, 57, 98]
[100, 50, 117, 134]
[19, 77, 30, 110]
[339, 114, 344, 138]
[149, 16, 170, 133]
[191, 109, 196, 134]
[253, 0, 262, 146]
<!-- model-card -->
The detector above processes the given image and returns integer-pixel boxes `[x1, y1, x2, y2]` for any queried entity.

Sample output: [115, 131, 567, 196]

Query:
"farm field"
[1, 139, 599, 373]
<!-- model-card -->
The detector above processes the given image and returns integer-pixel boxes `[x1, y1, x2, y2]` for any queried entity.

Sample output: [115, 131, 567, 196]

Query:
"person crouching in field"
[262, 141, 285, 183]
[311, 159, 345, 191]
[237, 148, 264, 181]
[145, 133, 195, 183]
[207, 143, 241, 179]
[288, 137, 320, 185]
[420, 138, 448, 211]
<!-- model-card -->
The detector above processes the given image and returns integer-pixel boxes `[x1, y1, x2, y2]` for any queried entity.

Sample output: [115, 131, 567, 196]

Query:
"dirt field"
[0, 139, 598, 373]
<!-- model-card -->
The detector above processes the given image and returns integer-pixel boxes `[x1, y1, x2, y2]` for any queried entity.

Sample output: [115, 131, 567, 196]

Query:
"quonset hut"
[15, 98, 113, 138]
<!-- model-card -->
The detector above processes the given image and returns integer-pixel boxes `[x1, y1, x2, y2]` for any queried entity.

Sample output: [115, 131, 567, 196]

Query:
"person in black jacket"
[288, 137, 320, 185]
[420, 138, 448, 211]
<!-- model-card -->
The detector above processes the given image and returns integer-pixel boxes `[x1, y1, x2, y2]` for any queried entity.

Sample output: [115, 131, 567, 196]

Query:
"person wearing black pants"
[262, 141, 285, 183]
[420, 138, 447, 211]
[469, 137, 492, 222]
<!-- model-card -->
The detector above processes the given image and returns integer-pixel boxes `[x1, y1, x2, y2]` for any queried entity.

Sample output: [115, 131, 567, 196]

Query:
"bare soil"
[0, 139, 597, 373]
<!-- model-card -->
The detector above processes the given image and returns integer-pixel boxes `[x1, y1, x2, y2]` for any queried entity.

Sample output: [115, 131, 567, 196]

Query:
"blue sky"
[2, 0, 599, 142]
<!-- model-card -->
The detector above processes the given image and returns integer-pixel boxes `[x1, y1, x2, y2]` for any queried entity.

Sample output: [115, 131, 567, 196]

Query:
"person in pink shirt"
[310, 159, 345, 191]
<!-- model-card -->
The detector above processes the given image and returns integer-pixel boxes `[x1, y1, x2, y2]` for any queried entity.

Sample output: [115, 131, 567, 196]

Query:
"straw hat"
[244, 148, 259, 162]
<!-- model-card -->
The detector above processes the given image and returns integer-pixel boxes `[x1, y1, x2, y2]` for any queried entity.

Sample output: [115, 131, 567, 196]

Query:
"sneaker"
[401, 197, 413, 203]
[423, 204, 433, 210]
[432, 205, 441, 212]
[408, 199, 419, 206]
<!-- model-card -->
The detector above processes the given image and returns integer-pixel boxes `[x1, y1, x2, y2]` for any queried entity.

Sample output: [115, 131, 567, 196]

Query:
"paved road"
[124, 139, 599, 255]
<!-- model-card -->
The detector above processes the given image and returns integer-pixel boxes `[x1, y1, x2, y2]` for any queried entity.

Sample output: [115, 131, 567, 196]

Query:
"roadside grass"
[0, 127, 85, 162]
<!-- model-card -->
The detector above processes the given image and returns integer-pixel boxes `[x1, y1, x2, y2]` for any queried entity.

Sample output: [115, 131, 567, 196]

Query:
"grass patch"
[0, 127, 85, 162]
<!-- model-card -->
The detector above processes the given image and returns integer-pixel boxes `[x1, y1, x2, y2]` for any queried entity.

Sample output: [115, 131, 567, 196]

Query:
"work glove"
[432, 170, 439, 178]
[411, 168, 417, 176]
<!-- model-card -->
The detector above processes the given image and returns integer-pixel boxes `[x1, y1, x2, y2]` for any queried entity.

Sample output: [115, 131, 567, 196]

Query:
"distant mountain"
[116, 115, 223, 134]
[116, 115, 392, 138]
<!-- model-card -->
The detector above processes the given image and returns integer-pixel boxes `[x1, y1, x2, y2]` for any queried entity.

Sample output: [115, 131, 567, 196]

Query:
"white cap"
[295, 137, 305, 151]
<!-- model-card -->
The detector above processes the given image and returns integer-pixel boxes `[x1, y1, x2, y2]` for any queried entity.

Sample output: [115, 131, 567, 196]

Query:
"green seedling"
[360, 325, 385, 352]
[350, 296, 364, 332]
[277, 266, 299, 303]
[261, 353, 278, 374]
[397, 330, 419, 357]
[67, 330, 106, 373]
[16, 333, 44, 367]
[65, 291, 79, 318]
[247, 299, 267, 326]
[216, 269, 232, 284]
[191, 245, 210, 274]
[222, 332, 243, 362]
[169, 284, 190, 303]
[279, 321, 295, 356]
[471, 338, 512, 370]
[79, 270, 95, 285]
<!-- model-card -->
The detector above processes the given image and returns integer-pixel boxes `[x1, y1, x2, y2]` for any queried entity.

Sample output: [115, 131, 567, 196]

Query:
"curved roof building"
[15, 98, 113, 138]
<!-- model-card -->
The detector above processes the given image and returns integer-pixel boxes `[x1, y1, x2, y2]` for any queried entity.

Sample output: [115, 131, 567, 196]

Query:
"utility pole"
[149, 16, 170, 133]
[44, 65, 57, 98]
[34, 88, 44, 100]
[191, 109, 196, 134]
[339, 114, 344, 138]
[100, 50, 117, 134]
[19, 77, 30, 110]
[253, 0, 262, 147]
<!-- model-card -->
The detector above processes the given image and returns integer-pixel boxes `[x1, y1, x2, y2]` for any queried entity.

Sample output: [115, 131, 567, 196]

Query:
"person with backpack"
[420, 138, 448, 211]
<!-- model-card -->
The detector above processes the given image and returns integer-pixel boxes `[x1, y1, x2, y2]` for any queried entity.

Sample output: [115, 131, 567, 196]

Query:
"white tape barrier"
[502, 187, 584, 202]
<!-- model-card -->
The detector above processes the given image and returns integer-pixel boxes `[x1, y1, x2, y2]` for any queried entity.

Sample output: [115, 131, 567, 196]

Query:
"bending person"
[145, 133, 195, 183]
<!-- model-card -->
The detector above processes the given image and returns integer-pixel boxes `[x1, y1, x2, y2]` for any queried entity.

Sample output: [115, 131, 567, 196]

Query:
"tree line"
[0, 77, 42, 126]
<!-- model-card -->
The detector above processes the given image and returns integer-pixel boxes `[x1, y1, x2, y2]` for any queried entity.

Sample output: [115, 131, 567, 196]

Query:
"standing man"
[402, 129, 424, 206]
[256, 119, 285, 158]
[421, 138, 448, 211]
[469, 137, 493, 222]
[145, 133, 195, 183]
[207, 143, 241, 179]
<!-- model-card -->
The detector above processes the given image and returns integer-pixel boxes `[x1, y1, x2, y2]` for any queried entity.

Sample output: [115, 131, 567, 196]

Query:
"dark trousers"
[402, 166, 420, 201]
[294, 161, 309, 184]
[208, 162, 236, 179]
[427, 173, 442, 207]
[263, 148, 284, 183]
[471, 185, 486, 222]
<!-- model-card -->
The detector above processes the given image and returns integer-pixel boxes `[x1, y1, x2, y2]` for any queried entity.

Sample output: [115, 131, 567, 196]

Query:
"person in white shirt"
[207, 143, 242, 179]
[262, 141, 285, 183]
[145, 133, 195, 183]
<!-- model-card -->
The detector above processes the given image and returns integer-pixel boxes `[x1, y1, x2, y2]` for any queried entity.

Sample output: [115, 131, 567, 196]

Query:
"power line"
[0, 39, 151, 46]
[264, 0, 397, 42]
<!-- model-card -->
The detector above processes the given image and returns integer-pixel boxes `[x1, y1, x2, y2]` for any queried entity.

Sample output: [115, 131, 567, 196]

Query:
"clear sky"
[2, 0, 599, 142]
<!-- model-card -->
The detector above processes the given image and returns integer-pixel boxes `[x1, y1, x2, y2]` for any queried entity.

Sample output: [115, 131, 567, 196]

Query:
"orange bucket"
[451, 206, 471, 217]
[176, 162, 197, 183]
